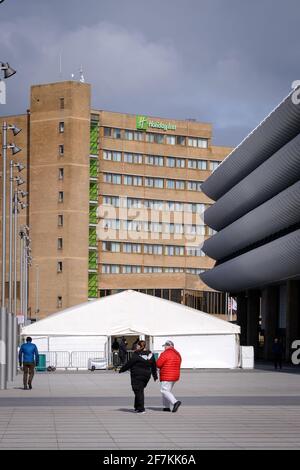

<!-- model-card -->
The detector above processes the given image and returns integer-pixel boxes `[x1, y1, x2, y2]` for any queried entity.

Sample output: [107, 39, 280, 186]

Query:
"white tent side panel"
[29, 336, 107, 354]
[153, 335, 239, 369]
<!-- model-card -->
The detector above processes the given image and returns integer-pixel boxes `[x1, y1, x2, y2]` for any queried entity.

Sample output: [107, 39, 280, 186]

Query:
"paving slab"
[0, 368, 300, 449]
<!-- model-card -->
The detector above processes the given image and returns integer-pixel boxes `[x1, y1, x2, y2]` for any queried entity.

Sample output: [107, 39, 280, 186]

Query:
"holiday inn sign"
[136, 115, 177, 131]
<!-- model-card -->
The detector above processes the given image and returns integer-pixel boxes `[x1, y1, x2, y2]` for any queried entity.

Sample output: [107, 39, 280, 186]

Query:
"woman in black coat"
[119, 340, 157, 413]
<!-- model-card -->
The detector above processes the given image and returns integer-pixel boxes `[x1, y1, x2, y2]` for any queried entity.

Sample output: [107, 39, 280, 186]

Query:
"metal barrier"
[71, 351, 105, 369]
[37, 351, 104, 370]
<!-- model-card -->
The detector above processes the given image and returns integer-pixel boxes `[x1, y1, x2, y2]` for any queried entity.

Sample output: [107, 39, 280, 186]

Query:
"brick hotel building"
[0, 81, 231, 319]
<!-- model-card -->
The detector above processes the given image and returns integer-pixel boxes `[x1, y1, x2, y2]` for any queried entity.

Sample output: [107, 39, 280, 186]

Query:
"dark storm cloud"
[1, 0, 299, 146]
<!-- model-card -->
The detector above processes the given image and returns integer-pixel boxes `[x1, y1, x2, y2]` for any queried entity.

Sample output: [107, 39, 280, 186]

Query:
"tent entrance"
[108, 335, 151, 368]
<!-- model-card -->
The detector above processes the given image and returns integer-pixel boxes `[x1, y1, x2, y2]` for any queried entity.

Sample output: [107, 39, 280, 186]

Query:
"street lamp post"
[0, 61, 17, 390]
[0, 122, 8, 390]
[35, 265, 39, 322]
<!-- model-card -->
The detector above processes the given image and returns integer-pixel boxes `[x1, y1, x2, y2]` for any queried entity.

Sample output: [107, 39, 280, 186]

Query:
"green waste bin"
[154, 353, 159, 361]
[36, 354, 46, 372]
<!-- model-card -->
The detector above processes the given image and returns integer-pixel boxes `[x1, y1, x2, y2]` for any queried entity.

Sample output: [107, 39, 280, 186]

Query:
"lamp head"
[12, 145, 21, 155]
[1, 62, 16, 79]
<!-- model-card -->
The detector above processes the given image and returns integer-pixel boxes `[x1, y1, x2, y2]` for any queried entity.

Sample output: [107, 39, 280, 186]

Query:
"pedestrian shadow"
[117, 408, 137, 413]
[145, 407, 162, 412]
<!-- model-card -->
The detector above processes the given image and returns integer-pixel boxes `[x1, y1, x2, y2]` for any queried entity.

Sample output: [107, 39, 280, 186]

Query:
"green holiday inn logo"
[136, 115, 176, 131]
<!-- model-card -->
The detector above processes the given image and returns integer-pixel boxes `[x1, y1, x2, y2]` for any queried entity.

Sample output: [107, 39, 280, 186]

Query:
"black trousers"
[274, 354, 282, 369]
[131, 376, 150, 411]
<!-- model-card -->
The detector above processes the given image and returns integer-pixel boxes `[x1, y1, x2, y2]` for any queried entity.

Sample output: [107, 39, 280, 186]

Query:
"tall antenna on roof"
[59, 52, 62, 81]
[79, 65, 85, 83]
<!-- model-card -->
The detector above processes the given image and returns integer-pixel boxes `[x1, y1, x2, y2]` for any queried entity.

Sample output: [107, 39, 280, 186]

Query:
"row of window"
[58, 260, 206, 274]
[103, 150, 221, 171]
[103, 127, 209, 148]
[103, 173, 203, 192]
[101, 264, 206, 274]
[103, 196, 207, 213]
[101, 219, 212, 235]
[102, 241, 205, 257]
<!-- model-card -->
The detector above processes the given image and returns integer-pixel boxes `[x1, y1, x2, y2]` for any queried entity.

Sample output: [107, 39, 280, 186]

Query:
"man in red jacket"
[156, 340, 182, 412]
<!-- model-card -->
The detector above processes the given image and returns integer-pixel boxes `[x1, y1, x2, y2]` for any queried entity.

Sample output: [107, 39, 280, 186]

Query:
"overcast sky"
[0, 0, 299, 146]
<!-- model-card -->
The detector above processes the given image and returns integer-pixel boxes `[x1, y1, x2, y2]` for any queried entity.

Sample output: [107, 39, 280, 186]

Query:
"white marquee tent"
[21, 290, 240, 369]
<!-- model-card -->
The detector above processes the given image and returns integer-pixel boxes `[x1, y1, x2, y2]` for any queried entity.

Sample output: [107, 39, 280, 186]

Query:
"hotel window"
[175, 180, 185, 190]
[174, 224, 184, 234]
[104, 173, 121, 184]
[59, 145, 64, 156]
[102, 241, 120, 253]
[166, 180, 175, 190]
[122, 265, 142, 274]
[124, 153, 143, 164]
[153, 178, 163, 188]
[112, 128, 121, 139]
[145, 155, 164, 166]
[102, 264, 120, 274]
[124, 153, 133, 163]
[103, 195, 119, 207]
[111, 265, 120, 274]
[112, 151, 121, 162]
[198, 160, 207, 170]
[187, 181, 197, 191]
[58, 191, 64, 203]
[127, 198, 142, 208]
[176, 159, 185, 168]
[59, 122, 65, 133]
[133, 176, 143, 186]
[150, 222, 162, 233]
[166, 157, 175, 168]
[57, 238, 63, 250]
[104, 127, 112, 137]
[134, 131, 144, 141]
[187, 181, 202, 191]
[165, 246, 184, 256]
[146, 133, 164, 144]
[124, 175, 133, 186]
[124, 130, 134, 141]
[57, 296, 63, 308]
[174, 202, 183, 212]
[124, 243, 142, 254]
[103, 219, 120, 230]
[146, 266, 163, 273]
[165, 246, 174, 256]
[210, 160, 221, 171]
[166, 135, 176, 145]
[59, 98, 64, 110]
[145, 177, 154, 187]
[176, 135, 186, 146]
[58, 168, 64, 180]
[188, 159, 197, 170]
[145, 244, 163, 255]
[188, 137, 208, 148]
[103, 150, 121, 162]
[186, 247, 205, 257]
[103, 150, 111, 160]
[57, 261, 63, 273]
[58, 215, 63, 226]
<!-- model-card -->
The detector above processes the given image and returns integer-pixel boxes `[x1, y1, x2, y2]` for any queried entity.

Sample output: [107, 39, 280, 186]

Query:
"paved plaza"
[0, 365, 300, 450]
